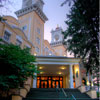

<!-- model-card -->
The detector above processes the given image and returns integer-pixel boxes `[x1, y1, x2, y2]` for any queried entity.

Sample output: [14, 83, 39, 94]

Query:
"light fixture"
[61, 67, 66, 70]
[34, 53, 37, 56]
[40, 72, 44, 74]
[49, 53, 52, 56]
[53, 78, 55, 80]
[59, 72, 62, 75]
[87, 81, 90, 86]
[91, 83, 94, 86]
[39, 67, 43, 70]
[76, 69, 79, 78]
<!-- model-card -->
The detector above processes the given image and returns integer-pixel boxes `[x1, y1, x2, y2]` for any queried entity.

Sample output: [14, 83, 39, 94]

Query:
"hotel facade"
[0, 0, 87, 89]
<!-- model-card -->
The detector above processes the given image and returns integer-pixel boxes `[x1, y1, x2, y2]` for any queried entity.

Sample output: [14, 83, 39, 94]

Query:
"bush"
[0, 40, 36, 95]
[97, 92, 100, 98]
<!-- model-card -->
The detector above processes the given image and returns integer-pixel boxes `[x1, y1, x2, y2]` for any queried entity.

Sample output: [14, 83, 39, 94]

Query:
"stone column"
[33, 64, 37, 88]
[79, 63, 82, 86]
[87, 72, 90, 86]
[91, 74, 94, 86]
[70, 64, 74, 88]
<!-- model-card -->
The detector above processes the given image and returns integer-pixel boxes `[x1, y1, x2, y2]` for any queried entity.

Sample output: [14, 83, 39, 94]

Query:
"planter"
[12, 95, 22, 100]
[86, 89, 97, 99]
[78, 85, 86, 93]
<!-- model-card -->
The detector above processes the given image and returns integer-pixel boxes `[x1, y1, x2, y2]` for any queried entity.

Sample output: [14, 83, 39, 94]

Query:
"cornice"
[35, 56, 81, 65]
[50, 41, 63, 46]
[15, 4, 48, 22]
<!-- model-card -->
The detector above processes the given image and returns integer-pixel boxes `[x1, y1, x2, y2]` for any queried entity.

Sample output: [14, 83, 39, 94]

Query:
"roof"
[36, 55, 80, 59]
[3, 16, 19, 25]
[35, 56, 81, 65]
[15, 4, 48, 22]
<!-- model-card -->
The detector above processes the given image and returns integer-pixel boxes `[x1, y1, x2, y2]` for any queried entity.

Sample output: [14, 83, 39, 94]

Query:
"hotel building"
[0, 0, 87, 89]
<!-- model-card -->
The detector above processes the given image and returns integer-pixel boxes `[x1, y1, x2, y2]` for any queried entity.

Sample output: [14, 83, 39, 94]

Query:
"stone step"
[22, 88, 99, 100]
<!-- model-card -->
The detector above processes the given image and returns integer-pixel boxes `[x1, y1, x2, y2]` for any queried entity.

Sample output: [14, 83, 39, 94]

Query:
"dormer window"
[3, 30, 12, 42]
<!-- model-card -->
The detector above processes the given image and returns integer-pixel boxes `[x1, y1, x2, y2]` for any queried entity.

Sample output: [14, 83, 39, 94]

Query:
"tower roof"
[15, 4, 48, 22]
[51, 26, 62, 33]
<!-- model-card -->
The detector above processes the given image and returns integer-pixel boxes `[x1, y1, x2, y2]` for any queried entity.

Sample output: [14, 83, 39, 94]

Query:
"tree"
[63, 0, 99, 84]
[0, 40, 36, 97]
[0, 0, 15, 16]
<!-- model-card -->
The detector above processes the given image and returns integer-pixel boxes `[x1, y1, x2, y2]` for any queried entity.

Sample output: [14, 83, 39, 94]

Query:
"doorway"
[37, 76, 63, 88]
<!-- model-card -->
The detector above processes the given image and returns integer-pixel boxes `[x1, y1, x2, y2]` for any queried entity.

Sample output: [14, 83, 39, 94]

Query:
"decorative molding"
[50, 41, 63, 46]
[35, 62, 79, 65]
[35, 56, 81, 65]
[28, 17, 31, 40]
[15, 4, 48, 22]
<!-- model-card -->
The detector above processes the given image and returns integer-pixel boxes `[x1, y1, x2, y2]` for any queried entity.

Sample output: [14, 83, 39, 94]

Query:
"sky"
[0, 0, 71, 42]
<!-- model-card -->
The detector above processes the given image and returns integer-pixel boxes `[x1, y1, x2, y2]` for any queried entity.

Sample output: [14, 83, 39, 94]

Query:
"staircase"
[23, 88, 99, 100]
[64, 88, 99, 100]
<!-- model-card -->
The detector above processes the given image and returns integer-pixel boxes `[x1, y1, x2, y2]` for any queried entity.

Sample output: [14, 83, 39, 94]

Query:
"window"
[16, 35, 23, 46]
[16, 39, 22, 46]
[26, 44, 31, 49]
[3, 30, 11, 42]
[36, 37, 40, 44]
[37, 28, 40, 34]
[22, 25, 27, 31]
[36, 47, 40, 53]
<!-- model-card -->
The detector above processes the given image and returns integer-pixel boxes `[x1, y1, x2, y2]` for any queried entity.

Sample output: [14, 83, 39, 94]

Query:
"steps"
[64, 89, 99, 100]
[23, 88, 64, 100]
[23, 88, 99, 100]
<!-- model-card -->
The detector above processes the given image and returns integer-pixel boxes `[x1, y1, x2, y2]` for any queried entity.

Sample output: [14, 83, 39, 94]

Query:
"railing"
[71, 94, 76, 100]
[60, 88, 76, 100]
[62, 88, 67, 97]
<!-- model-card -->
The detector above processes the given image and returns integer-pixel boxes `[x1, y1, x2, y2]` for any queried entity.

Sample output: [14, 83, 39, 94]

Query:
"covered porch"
[33, 56, 82, 89]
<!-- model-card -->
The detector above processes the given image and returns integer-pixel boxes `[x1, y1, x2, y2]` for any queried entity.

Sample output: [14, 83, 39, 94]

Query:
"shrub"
[0, 40, 36, 96]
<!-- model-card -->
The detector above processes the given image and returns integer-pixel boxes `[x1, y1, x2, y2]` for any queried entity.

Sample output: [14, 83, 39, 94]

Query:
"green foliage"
[97, 92, 100, 98]
[63, 0, 99, 72]
[0, 40, 36, 92]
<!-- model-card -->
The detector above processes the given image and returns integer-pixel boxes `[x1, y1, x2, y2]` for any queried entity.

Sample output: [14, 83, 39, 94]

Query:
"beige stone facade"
[0, 0, 87, 90]
[0, 16, 35, 55]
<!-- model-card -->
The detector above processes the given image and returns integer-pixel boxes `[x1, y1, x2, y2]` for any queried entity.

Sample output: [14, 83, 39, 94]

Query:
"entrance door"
[52, 81, 59, 88]
[41, 81, 47, 88]
[37, 76, 63, 88]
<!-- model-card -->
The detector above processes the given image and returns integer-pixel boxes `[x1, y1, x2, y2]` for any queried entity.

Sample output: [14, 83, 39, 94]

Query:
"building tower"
[15, 0, 48, 55]
[51, 26, 64, 43]
[50, 26, 67, 56]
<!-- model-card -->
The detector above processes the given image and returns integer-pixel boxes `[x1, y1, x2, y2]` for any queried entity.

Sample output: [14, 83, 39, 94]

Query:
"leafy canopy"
[63, 0, 99, 72]
[0, 40, 36, 92]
